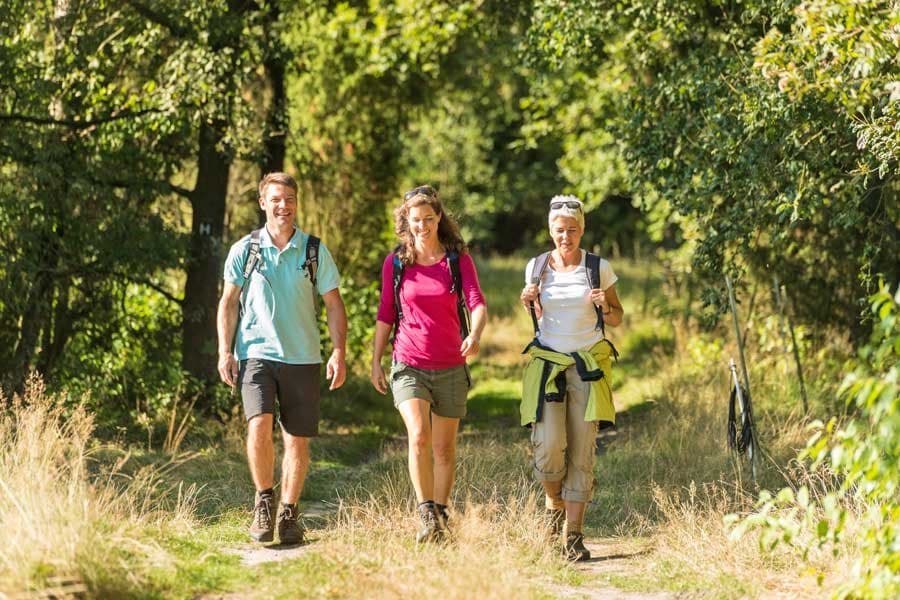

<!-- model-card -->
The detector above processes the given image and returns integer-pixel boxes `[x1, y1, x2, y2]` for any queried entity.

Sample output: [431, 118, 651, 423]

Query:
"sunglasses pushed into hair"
[550, 200, 582, 210]
[404, 185, 437, 201]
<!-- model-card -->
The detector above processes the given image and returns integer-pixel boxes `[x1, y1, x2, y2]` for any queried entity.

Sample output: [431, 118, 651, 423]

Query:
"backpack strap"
[584, 252, 605, 337]
[391, 252, 404, 341]
[238, 228, 263, 320]
[528, 251, 552, 336]
[447, 251, 470, 339]
[391, 250, 471, 342]
[304, 235, 321, 316]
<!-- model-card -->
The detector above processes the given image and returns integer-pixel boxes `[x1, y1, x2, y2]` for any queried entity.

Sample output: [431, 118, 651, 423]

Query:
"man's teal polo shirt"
[224, 227, 340, 364]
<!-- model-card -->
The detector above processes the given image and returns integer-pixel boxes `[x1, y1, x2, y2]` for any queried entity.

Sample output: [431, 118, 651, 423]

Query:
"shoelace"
[279, 506, 296, 523]
[255, 498, 273, 528]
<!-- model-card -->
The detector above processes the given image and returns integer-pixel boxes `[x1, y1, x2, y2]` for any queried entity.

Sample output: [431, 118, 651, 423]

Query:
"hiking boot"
[277, 503, 304, 545]
[546, 508, 565, 537]
[435, 503, 451, 541]
[249, 492, 275, 542]
[416, 502, 440, 544]
[565, 532, 591, 561]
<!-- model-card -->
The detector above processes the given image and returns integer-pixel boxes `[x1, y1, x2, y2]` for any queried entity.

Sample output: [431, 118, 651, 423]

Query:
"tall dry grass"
[293, 434, 572, 599]
[0, 375, 199, 596]
[602, 337, 862, 598]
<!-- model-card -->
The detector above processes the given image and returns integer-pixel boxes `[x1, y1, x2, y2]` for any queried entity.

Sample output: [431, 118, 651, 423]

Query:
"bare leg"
[431, 414, 460, 505]
[280, 432, 310, 505]
[247, 414, 275, 490]
[542, 480, 564, 511]
[564, 500, 586, 533]
[398, 399, 433, 502]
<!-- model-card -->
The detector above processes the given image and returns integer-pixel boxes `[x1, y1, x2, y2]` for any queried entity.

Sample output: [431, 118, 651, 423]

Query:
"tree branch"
[124, 0, 194, 39]
[0, 108, 163, 129]
[125, 276, 184, 306]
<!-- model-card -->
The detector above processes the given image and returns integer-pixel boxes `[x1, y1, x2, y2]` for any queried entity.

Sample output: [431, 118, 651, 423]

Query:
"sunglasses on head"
[404, 185, 437, 201]
[550, 200, 582, 210]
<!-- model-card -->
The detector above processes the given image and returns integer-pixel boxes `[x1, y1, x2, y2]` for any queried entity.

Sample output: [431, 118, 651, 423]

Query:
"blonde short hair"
[548, 195, 584, 230]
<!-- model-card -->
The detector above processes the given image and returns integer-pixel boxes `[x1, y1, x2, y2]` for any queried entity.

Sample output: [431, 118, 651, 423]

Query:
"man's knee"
[283, 434, 310, 464]
[248, 414, 273, 441]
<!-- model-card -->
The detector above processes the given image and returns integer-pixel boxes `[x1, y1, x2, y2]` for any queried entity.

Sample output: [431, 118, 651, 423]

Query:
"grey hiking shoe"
[546, 508, 565, 537]
[565, 532, 591, 561]
[277, 503, 304, 545]
[416, 502, 440, 543]
[250, 493, 275, 542]
[435, 503, 451, 541]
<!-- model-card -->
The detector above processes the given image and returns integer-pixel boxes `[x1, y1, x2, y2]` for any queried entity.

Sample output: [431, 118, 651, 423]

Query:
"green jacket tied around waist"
[520, 339, 617, 428]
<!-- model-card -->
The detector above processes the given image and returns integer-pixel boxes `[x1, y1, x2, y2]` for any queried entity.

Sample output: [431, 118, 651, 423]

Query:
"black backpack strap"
[529, 251, 552, 336]
[304, 235, 320, 316]
[239, 228, 263, 319]
[447, 251, 470, 339]
[391, 253, 404, 341]
[585, 252, 605, 336]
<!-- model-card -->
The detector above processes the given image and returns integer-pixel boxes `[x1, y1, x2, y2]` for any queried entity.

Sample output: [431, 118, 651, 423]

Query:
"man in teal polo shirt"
[216, 172, 347, 545]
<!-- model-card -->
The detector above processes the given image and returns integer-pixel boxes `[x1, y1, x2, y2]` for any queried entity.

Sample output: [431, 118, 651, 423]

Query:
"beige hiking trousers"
[530, 365, 598, 502]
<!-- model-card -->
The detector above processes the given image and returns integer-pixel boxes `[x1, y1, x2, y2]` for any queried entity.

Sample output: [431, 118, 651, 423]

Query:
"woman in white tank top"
[519, 195, 624, 561]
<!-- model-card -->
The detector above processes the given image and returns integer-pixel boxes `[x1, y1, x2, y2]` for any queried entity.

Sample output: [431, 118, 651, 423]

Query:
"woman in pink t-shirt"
[371, 185, 487, 543]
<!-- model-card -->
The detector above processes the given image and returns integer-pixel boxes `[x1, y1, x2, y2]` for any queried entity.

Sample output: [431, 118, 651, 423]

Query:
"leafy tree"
[522, 0, 899, 336]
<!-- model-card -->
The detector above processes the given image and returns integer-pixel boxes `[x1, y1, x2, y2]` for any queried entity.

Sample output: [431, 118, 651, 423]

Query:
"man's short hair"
[258, 172, 298, 198]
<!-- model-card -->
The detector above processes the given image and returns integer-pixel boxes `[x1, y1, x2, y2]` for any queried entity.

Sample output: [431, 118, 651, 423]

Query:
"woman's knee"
[432, 442, 455, 466]
[407, 428, 431, 456]
[532, 426, 566, 478]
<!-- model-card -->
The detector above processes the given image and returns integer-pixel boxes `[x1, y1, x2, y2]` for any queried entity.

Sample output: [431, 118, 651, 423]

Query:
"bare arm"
[460, 303, 487, 357]
[322, 288, 347, 390]
[370, 320, 393, 394]
[216, 282, 242, 387]
[592, 284, 624, 327]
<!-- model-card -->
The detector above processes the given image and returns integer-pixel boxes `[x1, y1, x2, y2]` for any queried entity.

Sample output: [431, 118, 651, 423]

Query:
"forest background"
[1, 1, 898, 598]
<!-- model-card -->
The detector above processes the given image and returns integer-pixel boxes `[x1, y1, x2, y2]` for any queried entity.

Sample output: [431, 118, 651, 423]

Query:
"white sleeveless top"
[524, 250, 618, 353]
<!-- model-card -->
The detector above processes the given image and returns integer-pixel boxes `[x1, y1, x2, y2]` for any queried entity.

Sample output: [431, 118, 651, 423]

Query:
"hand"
[590, 288, 609, 313]
[217, 351, 239, 388]
[326, 351, 346, 390]
[520, 284, 542, 318]
[460, 335, 481, 357]
[370, 360, 388, 395]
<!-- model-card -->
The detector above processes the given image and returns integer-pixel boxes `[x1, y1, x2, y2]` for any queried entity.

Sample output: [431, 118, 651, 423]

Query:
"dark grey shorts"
[389, 361, 471, 418]
[238, 359, 320, 437]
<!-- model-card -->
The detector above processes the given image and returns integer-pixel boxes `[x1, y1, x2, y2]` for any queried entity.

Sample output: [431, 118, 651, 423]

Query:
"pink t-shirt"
[377, 252, 486, 369]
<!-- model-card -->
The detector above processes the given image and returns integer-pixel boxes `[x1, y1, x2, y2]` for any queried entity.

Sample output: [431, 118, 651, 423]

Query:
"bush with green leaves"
[731, 282, 900, 599]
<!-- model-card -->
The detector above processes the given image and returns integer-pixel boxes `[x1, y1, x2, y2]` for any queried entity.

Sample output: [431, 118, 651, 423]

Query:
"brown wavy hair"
[393, 186, 467, 266]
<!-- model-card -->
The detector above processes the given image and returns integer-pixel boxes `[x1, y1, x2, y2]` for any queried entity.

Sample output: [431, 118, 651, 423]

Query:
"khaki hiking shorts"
[390, 361, 471, 419]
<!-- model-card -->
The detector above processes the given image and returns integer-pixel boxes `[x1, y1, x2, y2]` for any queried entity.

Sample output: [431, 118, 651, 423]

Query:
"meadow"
[1, 256, 856, 599]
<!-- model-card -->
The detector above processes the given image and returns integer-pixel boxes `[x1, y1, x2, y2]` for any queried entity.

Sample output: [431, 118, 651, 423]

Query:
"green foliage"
[756, 0, 900, 179]
[732, 282, 900, 598]
[284, 1, 485, 276]
[522, 0, 900, 337]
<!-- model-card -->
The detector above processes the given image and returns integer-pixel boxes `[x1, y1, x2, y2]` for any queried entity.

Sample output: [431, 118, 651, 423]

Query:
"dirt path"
[552, 538, 682, 599]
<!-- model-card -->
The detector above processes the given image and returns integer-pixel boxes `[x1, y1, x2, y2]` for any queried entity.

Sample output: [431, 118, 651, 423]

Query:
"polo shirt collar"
[258, 226, 301, 249]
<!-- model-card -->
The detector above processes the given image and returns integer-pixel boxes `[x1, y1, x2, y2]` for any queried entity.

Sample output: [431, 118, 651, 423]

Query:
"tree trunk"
[9, 266, 53, 395]
[262, 51, 287, 175]
[181, 120, 230, 385]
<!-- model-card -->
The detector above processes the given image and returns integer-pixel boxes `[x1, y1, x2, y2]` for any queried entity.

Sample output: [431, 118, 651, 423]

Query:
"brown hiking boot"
[277, 503, 304, 545]
[565, 532, 591, 561]
[249, 492, 274, 542]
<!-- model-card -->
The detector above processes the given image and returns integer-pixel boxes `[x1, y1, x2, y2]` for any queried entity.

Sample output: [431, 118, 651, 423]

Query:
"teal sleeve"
[315, 242, 341, 294]
[224, 238, 250, 286]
